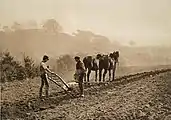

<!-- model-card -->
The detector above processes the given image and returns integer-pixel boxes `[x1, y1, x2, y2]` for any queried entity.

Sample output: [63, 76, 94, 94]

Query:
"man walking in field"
[39, 55, 55, 98]
[74, 56, 86, 97]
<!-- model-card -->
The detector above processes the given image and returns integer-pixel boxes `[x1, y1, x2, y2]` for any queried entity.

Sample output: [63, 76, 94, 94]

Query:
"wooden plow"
[47, 73, 76, 97]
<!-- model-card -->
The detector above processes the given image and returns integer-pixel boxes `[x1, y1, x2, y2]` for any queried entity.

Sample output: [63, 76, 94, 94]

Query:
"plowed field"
[1, 66, 171, 120]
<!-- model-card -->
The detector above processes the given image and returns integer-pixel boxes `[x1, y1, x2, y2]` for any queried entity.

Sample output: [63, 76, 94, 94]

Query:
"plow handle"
[48, 76, 74, 97]
[54, 74, 70, 89]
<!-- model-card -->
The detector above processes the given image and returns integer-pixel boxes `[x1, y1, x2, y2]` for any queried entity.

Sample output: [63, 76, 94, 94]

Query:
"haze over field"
[1, 0, 171, 46]
[0, 0, 171, 66]
[1, 1, 171, 119]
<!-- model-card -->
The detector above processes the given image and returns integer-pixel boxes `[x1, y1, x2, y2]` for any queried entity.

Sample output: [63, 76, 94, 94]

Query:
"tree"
[0, 51, 26, 82]
[42, 19, 62, 33]
[72, 30, 95, 42]
[23, 54, 39, 78]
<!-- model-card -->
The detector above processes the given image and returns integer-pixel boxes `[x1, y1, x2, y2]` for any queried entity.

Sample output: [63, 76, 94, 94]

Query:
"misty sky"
[0, 0, 171, 46]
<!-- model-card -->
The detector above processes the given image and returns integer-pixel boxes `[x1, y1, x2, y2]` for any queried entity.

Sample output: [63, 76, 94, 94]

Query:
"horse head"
[109, 53, 114, 58]
[96, 54, 102, 59]
[113, 51, 119, 62]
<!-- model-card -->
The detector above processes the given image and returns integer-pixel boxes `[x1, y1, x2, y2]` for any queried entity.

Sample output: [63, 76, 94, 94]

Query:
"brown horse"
[98, 54, 113, 82]
[83, 55, 98, 82]
[83, 52, 119, 82]
[109, 51, 119, 81]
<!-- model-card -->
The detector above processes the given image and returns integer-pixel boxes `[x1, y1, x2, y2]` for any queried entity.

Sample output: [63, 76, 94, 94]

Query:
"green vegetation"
[0, 51, 74, 83]
[0, 51, 36, 83]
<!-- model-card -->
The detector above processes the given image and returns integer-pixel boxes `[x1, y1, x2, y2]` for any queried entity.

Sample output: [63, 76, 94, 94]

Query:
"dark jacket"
[76, 60, 85, 74]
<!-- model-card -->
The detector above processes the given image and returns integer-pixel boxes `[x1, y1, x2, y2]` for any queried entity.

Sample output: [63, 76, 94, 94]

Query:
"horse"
[109, 51, 119, 81]
[83, 55, 98, 82]
[98, 54, 113, 82]
[83, 53, 114, 82]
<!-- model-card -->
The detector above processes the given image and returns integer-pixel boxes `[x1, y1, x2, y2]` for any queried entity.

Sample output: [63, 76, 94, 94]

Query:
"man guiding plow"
[39, 52, 119, 99]
[39, 55, 56, 99]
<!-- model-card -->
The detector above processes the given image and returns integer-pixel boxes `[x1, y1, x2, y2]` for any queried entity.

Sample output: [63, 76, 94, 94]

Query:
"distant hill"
[1, 29, 171, 66]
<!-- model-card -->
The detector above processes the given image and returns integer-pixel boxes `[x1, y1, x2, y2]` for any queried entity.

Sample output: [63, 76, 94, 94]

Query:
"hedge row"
[0, 52, 75, 83]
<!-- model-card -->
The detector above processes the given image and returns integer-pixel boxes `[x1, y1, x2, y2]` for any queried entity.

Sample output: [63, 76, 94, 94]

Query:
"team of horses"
[83, 51, 119, 83]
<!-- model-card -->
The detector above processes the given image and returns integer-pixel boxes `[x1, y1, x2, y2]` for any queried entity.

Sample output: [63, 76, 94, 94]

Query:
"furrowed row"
[84, 68, 171, 90]
[1, 68, 171, 118]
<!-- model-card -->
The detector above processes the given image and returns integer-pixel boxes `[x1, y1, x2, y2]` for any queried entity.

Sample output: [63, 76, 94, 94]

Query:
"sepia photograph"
[0, 0, 171, 120]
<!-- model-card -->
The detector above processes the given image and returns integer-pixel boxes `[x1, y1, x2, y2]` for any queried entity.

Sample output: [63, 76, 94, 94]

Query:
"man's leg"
[39, 76, 45, 98]
[44, 74, 49, 98]
[79, 74, 84, 96]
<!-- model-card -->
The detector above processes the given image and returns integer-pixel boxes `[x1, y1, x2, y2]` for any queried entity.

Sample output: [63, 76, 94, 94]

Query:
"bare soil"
[1, 65, 171, 120]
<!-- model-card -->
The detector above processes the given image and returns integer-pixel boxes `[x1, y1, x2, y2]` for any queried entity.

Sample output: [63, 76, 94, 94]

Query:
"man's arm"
[45, 68, 55, 74]
[42, 63, 55, 74]
[80, 62, 86, 72]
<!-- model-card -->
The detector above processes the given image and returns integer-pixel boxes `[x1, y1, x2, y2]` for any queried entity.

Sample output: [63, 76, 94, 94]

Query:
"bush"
[23, 55, 39, 79]
[0, 51, 39, 83]
[0, 51, 74, 83]
[0, 51, 26, 82]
